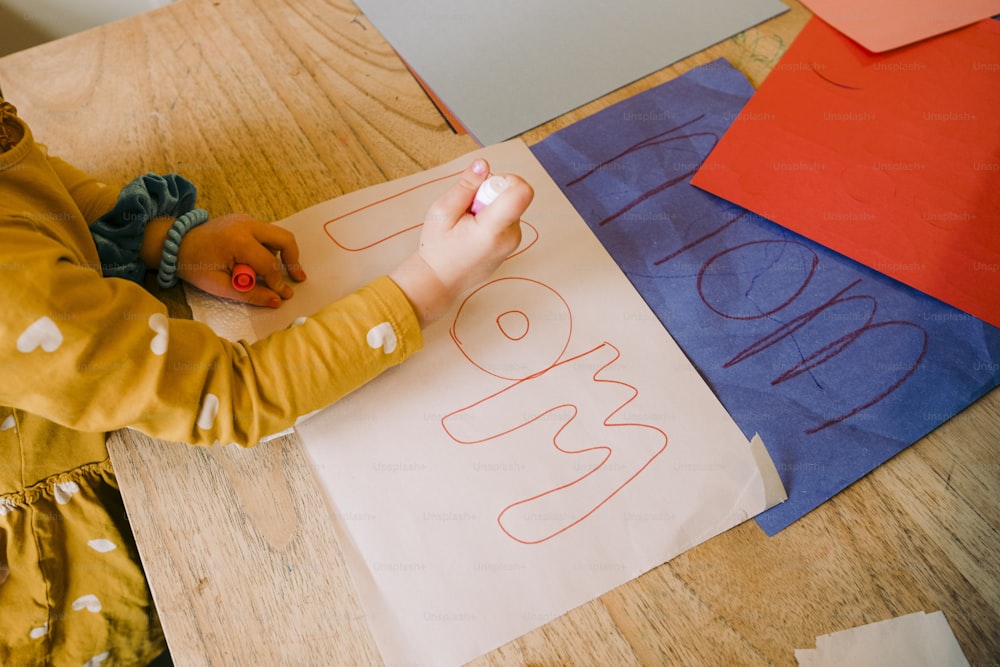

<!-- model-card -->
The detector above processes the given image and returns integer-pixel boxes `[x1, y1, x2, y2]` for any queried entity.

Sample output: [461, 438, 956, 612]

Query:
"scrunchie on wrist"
[89, 173, 202, 283]
[157, 208, 209, 288]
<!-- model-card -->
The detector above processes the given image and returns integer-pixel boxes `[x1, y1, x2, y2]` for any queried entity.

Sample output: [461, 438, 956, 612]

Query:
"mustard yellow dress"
[0, 102, 422, 665]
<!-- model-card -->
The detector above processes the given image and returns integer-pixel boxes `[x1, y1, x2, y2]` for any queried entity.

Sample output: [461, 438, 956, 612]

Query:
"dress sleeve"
[43, 152, 120, 224]
[1, 221, 423, 446]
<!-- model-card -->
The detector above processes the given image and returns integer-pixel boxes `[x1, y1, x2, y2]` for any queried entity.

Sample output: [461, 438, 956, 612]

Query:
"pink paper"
[802, 0, 1000, 52]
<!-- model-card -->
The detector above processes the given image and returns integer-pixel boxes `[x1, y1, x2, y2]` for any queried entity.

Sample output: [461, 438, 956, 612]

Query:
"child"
[0, 94, 532, 665]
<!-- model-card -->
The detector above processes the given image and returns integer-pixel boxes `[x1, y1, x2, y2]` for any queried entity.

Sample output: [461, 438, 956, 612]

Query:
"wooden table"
[2, 1, 997, 664]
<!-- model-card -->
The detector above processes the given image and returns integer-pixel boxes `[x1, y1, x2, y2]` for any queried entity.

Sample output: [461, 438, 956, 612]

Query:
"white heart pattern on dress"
[148, 313, 169, 356]
[1, 415, 14, 432]
[17, 317, 63, 353]
[83, 652, 110, 667]
[71, 594, 102, 613]
[366, 322, 397, 354]
[88, 539, 117, 553]
[53, 481, 80, 505]
[29, 623, 48, 639]
[197, 393, 220, 430]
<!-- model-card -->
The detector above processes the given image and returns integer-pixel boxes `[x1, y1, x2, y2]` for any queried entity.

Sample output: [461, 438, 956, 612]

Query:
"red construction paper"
[692, 18, 1000, 328]
[802, 0, 1000, 52]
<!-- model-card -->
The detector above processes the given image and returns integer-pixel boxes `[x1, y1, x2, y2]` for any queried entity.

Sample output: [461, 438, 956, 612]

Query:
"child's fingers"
[425, 159, 490, 228]
[228, 221, 305, 304]
[191, 272, 286, 309]
[236, 243, 293, 300]
[240, 284, 288, 309]
[474, 175, 534, 233]
[253, 222, 306, 281]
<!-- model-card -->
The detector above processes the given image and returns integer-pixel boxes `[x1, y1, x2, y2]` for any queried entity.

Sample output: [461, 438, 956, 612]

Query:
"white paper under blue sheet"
[353, 0, 788, 145]
[530, 59, 1000, 534]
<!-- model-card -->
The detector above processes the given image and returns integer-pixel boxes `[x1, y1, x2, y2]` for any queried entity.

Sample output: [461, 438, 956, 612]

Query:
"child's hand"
[390, 159, 534, 326]
[176, 213, 307, 307]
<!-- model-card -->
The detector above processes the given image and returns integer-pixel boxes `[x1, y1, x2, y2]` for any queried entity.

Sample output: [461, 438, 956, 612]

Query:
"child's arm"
[2, 158, 531, 446]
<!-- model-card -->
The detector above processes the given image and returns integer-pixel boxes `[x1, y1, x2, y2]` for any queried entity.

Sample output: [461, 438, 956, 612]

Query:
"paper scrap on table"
[801, 0, 1000, 52]
[530, 58, 1000, 535]
[189, 139, 786, 667]
[795, 611, 970, 667]
[351, 0, 788, 145]
[691, 17, 1000, 329]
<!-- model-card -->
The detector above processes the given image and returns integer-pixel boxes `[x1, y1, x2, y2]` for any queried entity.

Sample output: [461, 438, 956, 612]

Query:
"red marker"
[231, 263, 256, 292]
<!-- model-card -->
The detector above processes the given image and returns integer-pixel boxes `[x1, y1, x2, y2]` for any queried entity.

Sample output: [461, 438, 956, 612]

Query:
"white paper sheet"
[351, 0, 788, 145]
[190, 139, 785, 666]
[795, 611, 971, 667]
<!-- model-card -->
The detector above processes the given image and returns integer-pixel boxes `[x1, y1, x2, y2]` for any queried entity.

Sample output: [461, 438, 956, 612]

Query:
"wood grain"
[2, 0, 997, 664]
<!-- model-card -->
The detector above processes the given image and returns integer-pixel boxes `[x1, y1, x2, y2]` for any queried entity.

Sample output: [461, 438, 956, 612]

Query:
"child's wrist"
[156, 208, 209, 288]
[388, 253, 458, 328]
[138, 216, 175, 269]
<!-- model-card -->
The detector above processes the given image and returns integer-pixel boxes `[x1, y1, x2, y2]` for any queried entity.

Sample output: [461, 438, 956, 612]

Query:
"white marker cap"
[471, 175, 509, 214]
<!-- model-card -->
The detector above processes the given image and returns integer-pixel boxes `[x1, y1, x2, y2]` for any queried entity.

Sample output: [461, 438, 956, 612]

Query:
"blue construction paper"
[530, 59, 1000, 534]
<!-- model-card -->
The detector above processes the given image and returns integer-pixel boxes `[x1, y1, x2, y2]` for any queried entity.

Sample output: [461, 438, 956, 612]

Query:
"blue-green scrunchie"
[89, 173, 199, 283]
